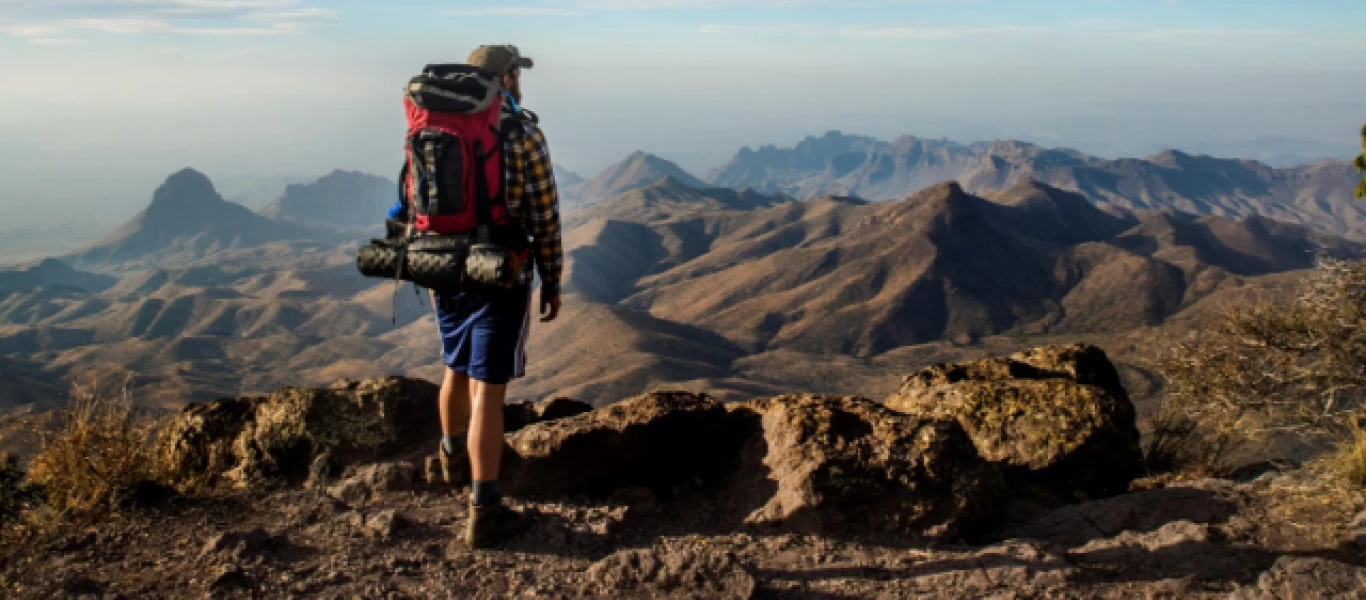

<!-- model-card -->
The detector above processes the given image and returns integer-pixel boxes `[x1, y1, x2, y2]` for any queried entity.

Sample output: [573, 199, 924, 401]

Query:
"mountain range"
[568, 177, 1357, 356]
[705, 131, 1365, 240]
[0, 130, 1361, 415]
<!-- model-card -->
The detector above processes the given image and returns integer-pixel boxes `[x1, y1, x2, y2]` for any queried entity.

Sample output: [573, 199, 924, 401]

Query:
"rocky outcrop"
[161, 377, 440, 488]
[887, 344, 1142, 497]
[724, 395, 1004, 538]
[502, 392, 1005, 537]
[502, 392, 735, 496]
[154, 344, 1145, 540]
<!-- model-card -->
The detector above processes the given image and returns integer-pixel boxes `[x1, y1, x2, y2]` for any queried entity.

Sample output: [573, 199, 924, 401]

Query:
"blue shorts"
[435, 286, 531, 385]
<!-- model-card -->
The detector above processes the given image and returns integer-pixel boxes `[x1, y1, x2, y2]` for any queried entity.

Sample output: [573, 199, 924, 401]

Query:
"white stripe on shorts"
[513, 286, 532, 379]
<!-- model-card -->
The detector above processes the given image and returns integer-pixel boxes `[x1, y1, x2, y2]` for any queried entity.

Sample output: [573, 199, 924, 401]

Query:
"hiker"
[405, 45, 564, 548]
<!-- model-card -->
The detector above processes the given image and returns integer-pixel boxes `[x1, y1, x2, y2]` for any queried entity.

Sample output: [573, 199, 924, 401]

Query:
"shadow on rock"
[1002, 480, 1241, 549]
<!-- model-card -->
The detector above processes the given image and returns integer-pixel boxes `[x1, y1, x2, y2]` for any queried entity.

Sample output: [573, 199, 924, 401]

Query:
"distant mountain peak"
[929, 180, 967, 198]
[260, 170, 394, 227]
[149, 168, 222, 211]
[167, 167, 212, 185]
[1146, 149, 1196, 167]
[35, 257, 69, 271]
[68, 168, 345, 268]
[650, 175, 696, 190]
[573, 151, 707, 207]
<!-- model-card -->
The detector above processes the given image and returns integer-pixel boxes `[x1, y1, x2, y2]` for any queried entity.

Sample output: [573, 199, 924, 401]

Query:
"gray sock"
[472, 480, 501, 507]
[441, 434, 465, 456]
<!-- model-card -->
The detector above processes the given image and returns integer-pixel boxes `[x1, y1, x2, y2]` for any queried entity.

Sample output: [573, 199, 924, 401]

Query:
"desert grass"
[24, 375, 173, 521]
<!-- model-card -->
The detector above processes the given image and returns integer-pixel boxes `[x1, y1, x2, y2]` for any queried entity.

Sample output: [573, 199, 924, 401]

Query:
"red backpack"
[400, 63, 525, 247]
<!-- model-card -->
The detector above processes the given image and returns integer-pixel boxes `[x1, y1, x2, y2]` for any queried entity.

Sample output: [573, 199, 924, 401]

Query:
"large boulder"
[723, 395, 1005, 538]
[161, 377, 439, 488]
[502, 392, 735, 497]
[886, 344, 1142, 497]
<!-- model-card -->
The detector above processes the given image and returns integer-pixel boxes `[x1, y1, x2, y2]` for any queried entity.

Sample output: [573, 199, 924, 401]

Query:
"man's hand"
[540, 291, 561, 323]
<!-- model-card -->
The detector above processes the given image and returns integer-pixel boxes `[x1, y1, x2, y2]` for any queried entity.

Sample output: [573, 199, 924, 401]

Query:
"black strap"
[472, 138, 493, 243]
[395, 160, 409, 211]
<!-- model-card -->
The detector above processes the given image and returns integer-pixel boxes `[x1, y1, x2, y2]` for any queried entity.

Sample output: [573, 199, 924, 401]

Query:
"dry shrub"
[1154, 257, 1366, 478]
[1143, 407, 1238, 478]
[1338, 420, 1366, 487]
[25, 376, 172, 519]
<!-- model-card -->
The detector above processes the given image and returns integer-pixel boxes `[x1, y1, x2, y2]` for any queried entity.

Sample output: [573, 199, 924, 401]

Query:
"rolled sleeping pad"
[355, 238, 471, 291]
[356, 242, 403, 279]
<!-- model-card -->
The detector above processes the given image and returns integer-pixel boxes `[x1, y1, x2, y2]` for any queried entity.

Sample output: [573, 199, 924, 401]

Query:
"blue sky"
[1, 1, 1364, 230]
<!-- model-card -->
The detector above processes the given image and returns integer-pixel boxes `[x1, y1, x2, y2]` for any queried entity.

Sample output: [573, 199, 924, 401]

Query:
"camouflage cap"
[467, 44, 534, 76]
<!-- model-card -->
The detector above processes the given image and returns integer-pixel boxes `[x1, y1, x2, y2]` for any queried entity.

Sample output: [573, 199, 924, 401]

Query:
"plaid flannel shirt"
[502, 106, 563, 297]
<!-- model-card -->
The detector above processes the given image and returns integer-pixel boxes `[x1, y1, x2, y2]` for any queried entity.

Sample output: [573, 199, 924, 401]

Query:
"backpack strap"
[472, 136, 494, 243]
[395, 160, 409, 209]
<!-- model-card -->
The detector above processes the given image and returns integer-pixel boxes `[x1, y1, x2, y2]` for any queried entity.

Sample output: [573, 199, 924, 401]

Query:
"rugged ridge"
[710, 131, 1365, 239]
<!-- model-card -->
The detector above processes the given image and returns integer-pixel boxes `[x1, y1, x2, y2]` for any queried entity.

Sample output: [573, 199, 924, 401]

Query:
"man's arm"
[521, 125, 563, 318]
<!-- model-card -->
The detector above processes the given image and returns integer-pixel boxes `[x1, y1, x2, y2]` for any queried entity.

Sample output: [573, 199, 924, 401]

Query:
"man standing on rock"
[433, 44, 564, 549]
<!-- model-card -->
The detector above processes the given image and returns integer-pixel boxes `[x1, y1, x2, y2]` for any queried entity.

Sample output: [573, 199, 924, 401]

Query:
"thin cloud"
[439, 7, 584, 16]
[592, 0, 907, 7]
[1, 25, 64, 37]
[698, 24, 822, 35]
[28, 37, 83, 45]
[0, 0, 336, 41]
[1127, 28, 1304, 43]
[700, 23, 1046, 39]
[845, 25, 1047, 39]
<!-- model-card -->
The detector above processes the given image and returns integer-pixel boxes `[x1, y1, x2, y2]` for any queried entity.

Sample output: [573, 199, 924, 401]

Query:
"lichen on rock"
[161, 377, 439, 489]
[723, 395, 1005, 538]
[887, 343, 1142, 497]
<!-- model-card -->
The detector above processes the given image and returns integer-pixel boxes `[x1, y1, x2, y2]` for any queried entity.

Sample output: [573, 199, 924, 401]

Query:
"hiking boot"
[437, 441, 468, 486]
[464, 503, 528, 549]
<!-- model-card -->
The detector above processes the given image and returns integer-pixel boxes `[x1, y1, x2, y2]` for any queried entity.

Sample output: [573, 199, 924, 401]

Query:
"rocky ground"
[3, 345, 1366, 599]
[2, 468, 1365, 599]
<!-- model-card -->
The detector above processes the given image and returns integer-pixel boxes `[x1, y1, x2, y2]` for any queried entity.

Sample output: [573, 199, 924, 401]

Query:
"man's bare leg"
[440, 368, 471, 444]
[467, 379, 507, 505]
[437, 368, 471, 483]
[463, 378, 526, 548]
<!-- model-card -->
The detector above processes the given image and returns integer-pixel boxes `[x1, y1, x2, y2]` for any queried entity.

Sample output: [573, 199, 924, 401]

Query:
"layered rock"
[162, 378, 596, 490]
[724, 395, 1004, 537]
[887, 344, 1142, 496]
[155, 343, 1144, 539]
[161, 377, 440, 488]
[502, 392, 735, 496]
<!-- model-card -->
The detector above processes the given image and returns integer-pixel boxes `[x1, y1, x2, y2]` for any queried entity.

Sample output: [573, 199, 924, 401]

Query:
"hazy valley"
[0, 131, 1359, 421]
